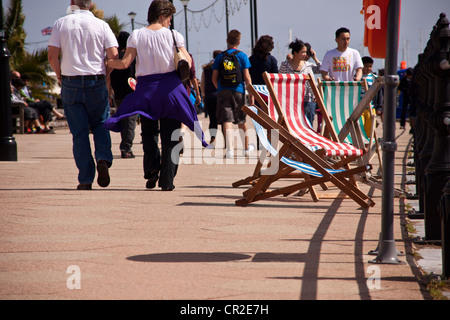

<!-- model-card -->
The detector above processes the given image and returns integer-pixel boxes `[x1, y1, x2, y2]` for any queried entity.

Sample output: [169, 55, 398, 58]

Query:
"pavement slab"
[0, 120, 437, 301]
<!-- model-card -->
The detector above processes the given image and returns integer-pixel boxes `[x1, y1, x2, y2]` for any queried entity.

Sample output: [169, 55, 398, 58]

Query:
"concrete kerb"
[400, 132, 450, 299]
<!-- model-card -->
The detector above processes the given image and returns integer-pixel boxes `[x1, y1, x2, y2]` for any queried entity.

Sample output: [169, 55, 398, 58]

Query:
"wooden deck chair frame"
[232, 82, 330, 193]
[237, 105, 375, 209]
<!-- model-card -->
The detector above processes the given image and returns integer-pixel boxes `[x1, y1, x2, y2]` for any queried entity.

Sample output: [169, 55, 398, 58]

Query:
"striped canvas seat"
[265, 73, 364, 157]
[249, 106, 346, 178]
[252, 85, 269, 103]
[321, 81, 370, 145]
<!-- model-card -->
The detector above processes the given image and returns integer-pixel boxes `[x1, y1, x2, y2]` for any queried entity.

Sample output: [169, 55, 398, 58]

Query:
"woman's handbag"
[171, 30, 190, 82]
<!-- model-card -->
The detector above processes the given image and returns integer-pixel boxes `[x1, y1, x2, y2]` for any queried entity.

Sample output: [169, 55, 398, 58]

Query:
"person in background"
[279, 38, 321, 127]
[376, 68, 385, 121]
[360, 56, 383, 136]
[10, 78, 42, 134]
[249, 35, 278, 85]
[320, 27, 363, 81]
[18, 75, 63, 133]
[110, 31, 138, 159]
[249, 36, 278, 150]
[398, 67, 414, 130]
[201, 50, 221, 145]
[179, 52, 201, 156]
[212, 29, 255, 159]
[305, 42, 323, 132]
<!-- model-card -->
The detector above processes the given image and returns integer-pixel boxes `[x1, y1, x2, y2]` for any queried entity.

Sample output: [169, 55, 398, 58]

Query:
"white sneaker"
[224, 150, 234, 159]
[243, 144, 255, 157]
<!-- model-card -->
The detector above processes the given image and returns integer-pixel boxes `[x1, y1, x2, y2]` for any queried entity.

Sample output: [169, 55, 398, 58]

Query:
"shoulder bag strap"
[171, 30, 180, 53]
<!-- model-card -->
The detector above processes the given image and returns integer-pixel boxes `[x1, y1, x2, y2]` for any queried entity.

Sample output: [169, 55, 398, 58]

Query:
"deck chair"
[234, 73, 374, 205]
[261, 72, 364, 158]
[232, 77, 350, 194]
[317, 78, 392, 194]
[236, 105, 375, 209]
[232, 74, 362, 191]
[233, 73, 365, 190]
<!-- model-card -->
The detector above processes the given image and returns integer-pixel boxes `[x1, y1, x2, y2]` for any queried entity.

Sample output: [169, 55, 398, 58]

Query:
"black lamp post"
[128, 11, 137, 31]
[253, 0, 258, 43]
[0, 0, 18, 161]
[180, 0, 189, 52]
[225, 0, 229, 36]
[250, 0, 258, 49]
[370, 0, 403, 264]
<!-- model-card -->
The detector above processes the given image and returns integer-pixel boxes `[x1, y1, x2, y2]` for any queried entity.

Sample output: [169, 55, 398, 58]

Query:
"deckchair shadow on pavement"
[236, 105, 376, 209]
[317, 78, 404, 196]
[232, 72, 365, 191]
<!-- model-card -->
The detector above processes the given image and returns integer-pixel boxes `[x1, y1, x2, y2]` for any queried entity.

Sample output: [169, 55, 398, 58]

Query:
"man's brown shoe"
[97, 160, 110, 188]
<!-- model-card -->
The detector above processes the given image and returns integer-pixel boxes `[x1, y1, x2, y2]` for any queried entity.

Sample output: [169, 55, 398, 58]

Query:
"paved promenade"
[0, 118, 433, 300]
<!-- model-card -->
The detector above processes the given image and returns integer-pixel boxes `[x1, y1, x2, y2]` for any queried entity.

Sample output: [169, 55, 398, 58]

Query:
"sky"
[4, 0, 450, 77]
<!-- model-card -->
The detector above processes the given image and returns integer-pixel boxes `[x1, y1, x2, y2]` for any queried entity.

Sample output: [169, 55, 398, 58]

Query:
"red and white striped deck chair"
[264, 72, 365, 160]
[232, 73, 367, 199]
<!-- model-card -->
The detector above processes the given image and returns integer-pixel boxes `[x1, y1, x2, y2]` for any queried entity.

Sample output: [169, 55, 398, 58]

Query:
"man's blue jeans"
[61, 77, 113, 184]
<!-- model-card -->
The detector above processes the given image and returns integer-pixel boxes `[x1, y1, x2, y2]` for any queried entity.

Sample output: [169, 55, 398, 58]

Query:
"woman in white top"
[279, 39, 321, 128]
[104, 0, 207, 191]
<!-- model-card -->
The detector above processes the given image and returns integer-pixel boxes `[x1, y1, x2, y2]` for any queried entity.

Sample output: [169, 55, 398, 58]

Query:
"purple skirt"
[103, 71, 208, 147]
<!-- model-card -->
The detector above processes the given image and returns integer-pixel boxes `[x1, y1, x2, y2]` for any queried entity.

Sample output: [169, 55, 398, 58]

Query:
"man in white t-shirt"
[320, 27, 363, 81]
[48, 0, 118, 190]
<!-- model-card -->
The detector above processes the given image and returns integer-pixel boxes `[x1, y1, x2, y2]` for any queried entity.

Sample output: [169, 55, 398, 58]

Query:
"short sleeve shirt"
[127, 27, 185, 77]
[212, 49, 251, 94]
[48, 10, 118, 76]
[320, 48, 363, 81]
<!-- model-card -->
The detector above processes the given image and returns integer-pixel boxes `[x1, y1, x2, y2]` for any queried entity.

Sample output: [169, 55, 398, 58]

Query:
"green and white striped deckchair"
[321, 82, 366, 144]
[318, 78, 382, 167]
[316, 78, 399, 195]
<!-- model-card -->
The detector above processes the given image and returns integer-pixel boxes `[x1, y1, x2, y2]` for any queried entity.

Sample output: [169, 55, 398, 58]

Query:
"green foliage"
[4, 0, 27, 69]
[18, 48, 57, 101]
[105, 15, 126, 38]
[4, 0, 124, 100]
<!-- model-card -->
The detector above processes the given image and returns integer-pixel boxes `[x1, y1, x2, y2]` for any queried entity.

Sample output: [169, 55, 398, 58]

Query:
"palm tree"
[90, 2, 104, 19]
[4, 1, 125, 101]
[91, 2, 126, 38]
[90, 3, 126, 39]
[105, 15, 126, 38]
[4, 0, 26, 70]
[5, 0, 56, 99]
[18, 48, 57, 100]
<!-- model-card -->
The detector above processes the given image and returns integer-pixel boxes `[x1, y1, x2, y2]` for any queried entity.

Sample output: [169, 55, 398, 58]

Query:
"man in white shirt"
[48, 0, 118, 190]
[320, 27, 364, 81]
